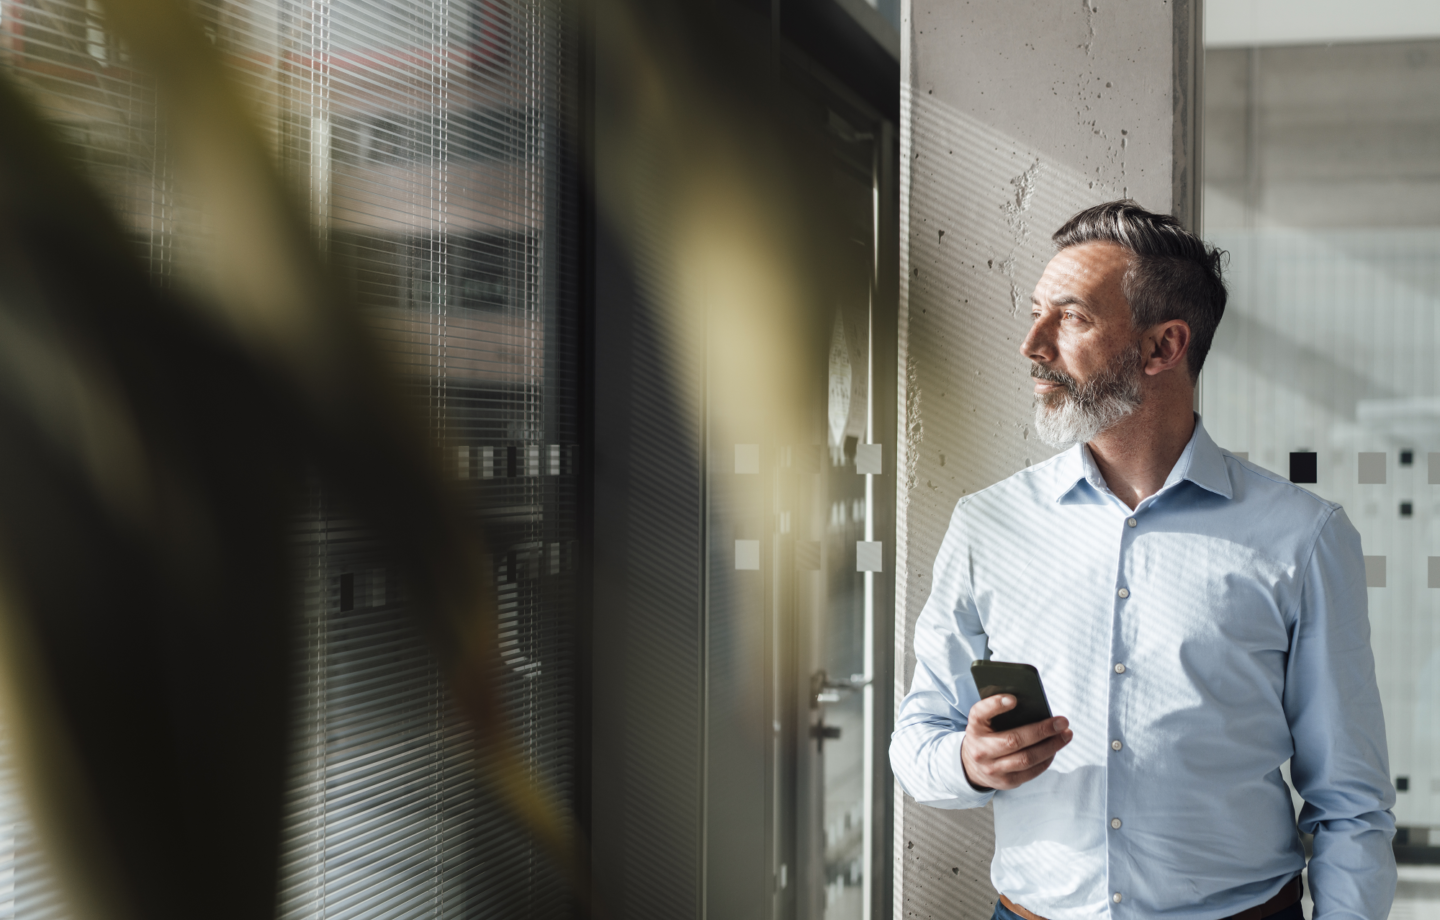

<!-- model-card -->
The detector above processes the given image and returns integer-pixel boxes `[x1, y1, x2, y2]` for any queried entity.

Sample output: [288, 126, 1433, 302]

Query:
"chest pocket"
[1123, 532, 1295, 716]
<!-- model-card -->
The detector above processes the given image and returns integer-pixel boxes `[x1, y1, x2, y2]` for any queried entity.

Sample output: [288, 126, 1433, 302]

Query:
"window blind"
[0, 730, 68, 919]
[0, 0, 579, 914]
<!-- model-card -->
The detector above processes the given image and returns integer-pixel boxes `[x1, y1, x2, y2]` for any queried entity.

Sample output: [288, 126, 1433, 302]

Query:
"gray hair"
[1052, 200, 1227, 378]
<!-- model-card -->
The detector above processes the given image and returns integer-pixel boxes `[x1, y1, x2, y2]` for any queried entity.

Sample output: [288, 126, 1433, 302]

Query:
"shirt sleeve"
[889, 499, 995, 809]
[1284, 507, 1396, 920]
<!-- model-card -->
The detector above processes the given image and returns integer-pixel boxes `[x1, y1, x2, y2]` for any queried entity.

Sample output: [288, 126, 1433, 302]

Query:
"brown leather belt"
[1000, 875, 1302, 920]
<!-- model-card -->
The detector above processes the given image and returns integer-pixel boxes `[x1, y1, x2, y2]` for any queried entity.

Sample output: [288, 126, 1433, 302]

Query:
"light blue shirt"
[891, 418, 1396, 920]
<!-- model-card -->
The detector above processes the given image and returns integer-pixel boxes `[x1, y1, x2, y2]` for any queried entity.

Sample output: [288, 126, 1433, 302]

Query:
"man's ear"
[1143, 320, 1191, 376]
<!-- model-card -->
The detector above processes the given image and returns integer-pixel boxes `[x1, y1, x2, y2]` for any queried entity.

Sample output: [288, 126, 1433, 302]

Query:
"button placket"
[1107, 514, 1136, 914]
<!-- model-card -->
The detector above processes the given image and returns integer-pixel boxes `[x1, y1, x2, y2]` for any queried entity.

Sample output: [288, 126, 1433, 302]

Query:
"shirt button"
[1114, 663, 1126, 674]
[1113, 893, 1123, 904]
[1117, 588, 1129, 598]
[1111, 739, 1122, 751]
[1111, 818, 1122, 829]
[1127, 518, 1137, 527]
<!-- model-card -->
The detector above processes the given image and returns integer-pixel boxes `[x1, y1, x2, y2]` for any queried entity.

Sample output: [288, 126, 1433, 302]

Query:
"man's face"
[1022, 241, 1146, 448]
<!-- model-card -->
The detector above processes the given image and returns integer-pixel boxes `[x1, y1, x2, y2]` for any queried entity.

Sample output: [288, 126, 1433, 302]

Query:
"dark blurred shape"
[0, 74, 307, 920]
[0, 0, 583, 915]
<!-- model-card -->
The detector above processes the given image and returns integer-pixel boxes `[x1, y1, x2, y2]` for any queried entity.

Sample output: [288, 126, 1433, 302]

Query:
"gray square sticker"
[856, 541, 883, 572]
[1358, 452, 1386, 484]
[855, 443, 882, 475]
[735, 539, 760, 570]
[1364, 555, 1386, 588]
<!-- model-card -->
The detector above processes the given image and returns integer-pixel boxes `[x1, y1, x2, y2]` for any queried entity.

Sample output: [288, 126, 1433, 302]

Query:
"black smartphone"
[970, 660, 1052, 732]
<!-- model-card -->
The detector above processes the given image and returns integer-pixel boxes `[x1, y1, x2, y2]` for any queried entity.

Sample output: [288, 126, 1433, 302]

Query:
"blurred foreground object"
[0, 0, 582, 914]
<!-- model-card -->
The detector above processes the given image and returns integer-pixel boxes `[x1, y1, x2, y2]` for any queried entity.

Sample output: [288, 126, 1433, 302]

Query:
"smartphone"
[970, 660, 1052, 732]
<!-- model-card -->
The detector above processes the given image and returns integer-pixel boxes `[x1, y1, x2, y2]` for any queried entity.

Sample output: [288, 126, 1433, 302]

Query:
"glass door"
[693, 32, 897, 920]
[792, 102, 889, 920]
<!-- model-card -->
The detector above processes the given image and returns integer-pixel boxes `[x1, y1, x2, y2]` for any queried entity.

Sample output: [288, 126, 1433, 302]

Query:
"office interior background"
[0, 0, 1434, 918]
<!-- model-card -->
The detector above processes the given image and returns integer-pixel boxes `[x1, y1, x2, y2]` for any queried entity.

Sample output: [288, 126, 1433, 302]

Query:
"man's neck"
[1086, 397, 1197, 511]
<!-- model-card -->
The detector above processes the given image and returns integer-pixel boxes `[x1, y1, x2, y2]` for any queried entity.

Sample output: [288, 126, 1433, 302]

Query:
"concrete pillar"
[893, 2, 1201, 917]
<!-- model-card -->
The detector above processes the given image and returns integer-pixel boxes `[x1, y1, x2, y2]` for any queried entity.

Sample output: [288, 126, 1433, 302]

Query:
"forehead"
[1033, 240, 1131, 304]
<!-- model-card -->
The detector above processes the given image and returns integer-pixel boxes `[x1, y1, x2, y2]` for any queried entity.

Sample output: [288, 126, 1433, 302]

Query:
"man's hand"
[960, 695, 1073, 791]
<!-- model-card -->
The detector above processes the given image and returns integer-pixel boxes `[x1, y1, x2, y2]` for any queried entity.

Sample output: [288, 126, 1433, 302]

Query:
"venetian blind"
[0, 0, 580, 914]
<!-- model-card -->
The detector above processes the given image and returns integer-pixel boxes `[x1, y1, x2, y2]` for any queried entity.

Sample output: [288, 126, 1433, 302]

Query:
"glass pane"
[818, 187, 876, 920]
[698, 95, 889, 920]
[1201, 39, 1440, 915]
[809, 114, 882, 920]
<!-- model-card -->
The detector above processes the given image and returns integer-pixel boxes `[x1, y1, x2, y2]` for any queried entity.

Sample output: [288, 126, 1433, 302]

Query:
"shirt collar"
[1051, 415, 1234, 504]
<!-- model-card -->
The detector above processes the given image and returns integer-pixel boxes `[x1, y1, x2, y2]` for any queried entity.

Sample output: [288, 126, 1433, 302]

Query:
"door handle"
[809, 718, 841, 753]
[810, 668, 871, 707]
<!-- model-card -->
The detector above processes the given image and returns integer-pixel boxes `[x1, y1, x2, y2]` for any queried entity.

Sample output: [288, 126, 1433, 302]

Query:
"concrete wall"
[893, 2, 1200, 916]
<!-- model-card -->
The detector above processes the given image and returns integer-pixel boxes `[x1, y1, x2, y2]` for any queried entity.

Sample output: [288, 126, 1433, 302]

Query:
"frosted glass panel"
[1202, 42, 1440, 861]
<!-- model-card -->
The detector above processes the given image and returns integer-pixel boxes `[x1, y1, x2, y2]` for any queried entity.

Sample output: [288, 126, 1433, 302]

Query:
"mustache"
[1030, 363, 1075, 387]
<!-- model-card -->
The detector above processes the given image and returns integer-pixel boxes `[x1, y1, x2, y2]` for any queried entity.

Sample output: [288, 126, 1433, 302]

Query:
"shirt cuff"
[910, 731, 998, 810]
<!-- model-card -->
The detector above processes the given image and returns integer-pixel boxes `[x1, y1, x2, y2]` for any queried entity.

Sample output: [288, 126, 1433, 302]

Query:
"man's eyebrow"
[1031, 293, 1086, 308]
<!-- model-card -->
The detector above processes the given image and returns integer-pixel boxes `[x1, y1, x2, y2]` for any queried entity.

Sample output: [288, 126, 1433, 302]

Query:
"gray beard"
[1032, 344, 1145, 449]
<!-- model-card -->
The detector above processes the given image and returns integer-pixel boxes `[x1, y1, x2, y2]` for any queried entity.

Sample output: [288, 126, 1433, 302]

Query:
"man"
[890, 201, 1395, 920]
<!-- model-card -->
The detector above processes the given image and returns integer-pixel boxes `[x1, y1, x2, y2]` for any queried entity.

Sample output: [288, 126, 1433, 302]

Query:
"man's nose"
[1021, 315, 1056, 364]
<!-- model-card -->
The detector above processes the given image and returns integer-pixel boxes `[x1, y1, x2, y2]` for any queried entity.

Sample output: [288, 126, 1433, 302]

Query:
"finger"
[1002, 715, 1070, 750]
[973, 715, 1068, 760]
[968, 694, 1018, 731]
[978, 754, 1057, 791]
[1004, 755, 1057, 787]
[988, 729, 1072, 774]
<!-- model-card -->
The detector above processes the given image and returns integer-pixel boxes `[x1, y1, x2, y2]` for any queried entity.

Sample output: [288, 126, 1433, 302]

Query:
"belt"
[1000, 875, 1302, 920]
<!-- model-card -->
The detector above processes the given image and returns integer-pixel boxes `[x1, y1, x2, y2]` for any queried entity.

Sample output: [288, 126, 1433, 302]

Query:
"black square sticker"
[1289, 452, 1318, 484]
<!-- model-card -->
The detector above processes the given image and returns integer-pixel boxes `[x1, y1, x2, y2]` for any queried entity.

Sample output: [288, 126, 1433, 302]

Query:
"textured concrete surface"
[894, 2, 1197, 917]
